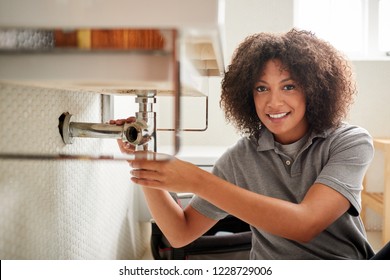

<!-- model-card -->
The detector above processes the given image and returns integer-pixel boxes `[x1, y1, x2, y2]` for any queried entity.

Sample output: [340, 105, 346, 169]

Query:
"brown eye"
[283, 84, 295, 91]
[255, 86, 267, 92]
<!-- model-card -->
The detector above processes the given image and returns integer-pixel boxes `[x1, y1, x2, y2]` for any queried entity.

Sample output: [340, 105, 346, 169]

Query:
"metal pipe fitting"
[134, 91, 156, 151]
[58, 112, 153, 146]
[124, 119, 151, 146]
[58, 90, 157, 151]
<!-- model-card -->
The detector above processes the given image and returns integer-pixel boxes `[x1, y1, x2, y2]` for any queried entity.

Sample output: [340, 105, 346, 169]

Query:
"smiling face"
[253, 59, 309, 144]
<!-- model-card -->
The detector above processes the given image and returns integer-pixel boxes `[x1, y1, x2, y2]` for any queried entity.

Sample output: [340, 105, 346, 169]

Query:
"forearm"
[132, 160, 305, 241]
[131, 158, 348, 243]
[141, 188, 188, 242]
[193, 173, 313, 242]
[142, 187, 216, 247]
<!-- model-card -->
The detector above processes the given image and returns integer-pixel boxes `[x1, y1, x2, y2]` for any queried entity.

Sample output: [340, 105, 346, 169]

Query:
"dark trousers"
[371, 241, 390, 260]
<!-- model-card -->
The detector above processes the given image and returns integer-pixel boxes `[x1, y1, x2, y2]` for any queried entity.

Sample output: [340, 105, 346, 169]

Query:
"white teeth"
[269, 113, 288, 119]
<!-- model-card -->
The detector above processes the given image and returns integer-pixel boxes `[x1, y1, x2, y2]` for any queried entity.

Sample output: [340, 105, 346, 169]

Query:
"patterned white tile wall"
[0, 83, 150, 259]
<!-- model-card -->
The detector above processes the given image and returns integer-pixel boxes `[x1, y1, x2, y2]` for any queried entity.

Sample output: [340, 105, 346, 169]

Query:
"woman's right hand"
[109, 117, 136, 154]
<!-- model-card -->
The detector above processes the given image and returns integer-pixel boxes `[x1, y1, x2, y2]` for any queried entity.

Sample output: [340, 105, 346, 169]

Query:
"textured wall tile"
[0, 83, 149, 259]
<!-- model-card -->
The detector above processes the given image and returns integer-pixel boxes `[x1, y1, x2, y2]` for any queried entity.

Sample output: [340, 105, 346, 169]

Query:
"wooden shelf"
[0, 0, 225, 96]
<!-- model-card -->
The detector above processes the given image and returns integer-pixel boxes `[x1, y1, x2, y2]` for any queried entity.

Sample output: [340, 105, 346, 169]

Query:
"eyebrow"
[256, 77, 294, 84]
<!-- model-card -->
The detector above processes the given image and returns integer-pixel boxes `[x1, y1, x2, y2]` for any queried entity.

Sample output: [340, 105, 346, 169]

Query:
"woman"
[114, 29, 375, 259]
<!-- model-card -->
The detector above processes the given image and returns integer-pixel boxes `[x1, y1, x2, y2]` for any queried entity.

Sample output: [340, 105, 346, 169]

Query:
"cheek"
[253, 94, 266, 109]
[294, 96, 307, 117]
[253, 96, 265, 114]
[253, 97, 268, 123]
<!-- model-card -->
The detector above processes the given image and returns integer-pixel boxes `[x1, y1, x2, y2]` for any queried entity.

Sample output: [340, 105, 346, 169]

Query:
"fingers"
[109, 116, 136, 126]
[131, 177, 162, 188]
[109, 119, 125, 125]
[131, 168, 161, 181]
[117, 139, 136, 154]
[125, 116, 136, 123]
[129, 160, 169, 184]
[130, 158, 169, 171]
[130, 167, 165, 188]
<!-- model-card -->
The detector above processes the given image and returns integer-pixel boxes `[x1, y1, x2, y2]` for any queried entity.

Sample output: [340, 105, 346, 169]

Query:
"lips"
[268, 112, 288, 119]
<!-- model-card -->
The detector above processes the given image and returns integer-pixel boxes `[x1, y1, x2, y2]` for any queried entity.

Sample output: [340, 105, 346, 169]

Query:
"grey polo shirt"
[190, 123, 375, 259]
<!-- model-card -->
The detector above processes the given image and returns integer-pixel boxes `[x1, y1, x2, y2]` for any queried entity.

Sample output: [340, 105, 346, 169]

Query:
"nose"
[267, 90, 284, 108]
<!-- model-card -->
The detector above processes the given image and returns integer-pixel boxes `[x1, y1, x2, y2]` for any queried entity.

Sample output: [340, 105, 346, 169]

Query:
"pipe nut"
[124, 120, 150, 146]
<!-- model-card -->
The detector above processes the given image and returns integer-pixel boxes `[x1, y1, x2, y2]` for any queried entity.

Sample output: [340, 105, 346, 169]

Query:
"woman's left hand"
[130, 157, 209, 194]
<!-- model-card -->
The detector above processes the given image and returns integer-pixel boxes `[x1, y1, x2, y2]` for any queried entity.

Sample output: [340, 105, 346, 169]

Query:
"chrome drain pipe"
[59, 90, 157, 151]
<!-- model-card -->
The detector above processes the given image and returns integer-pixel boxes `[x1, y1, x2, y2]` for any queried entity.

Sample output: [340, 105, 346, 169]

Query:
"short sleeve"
[315, 126, 374, 216]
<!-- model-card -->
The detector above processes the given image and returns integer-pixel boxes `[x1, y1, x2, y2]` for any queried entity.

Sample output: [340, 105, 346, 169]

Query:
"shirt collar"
[255, 127, 331, 152]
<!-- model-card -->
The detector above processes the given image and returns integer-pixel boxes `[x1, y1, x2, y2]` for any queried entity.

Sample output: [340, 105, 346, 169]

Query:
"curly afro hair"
[220, 29, 356, 137]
